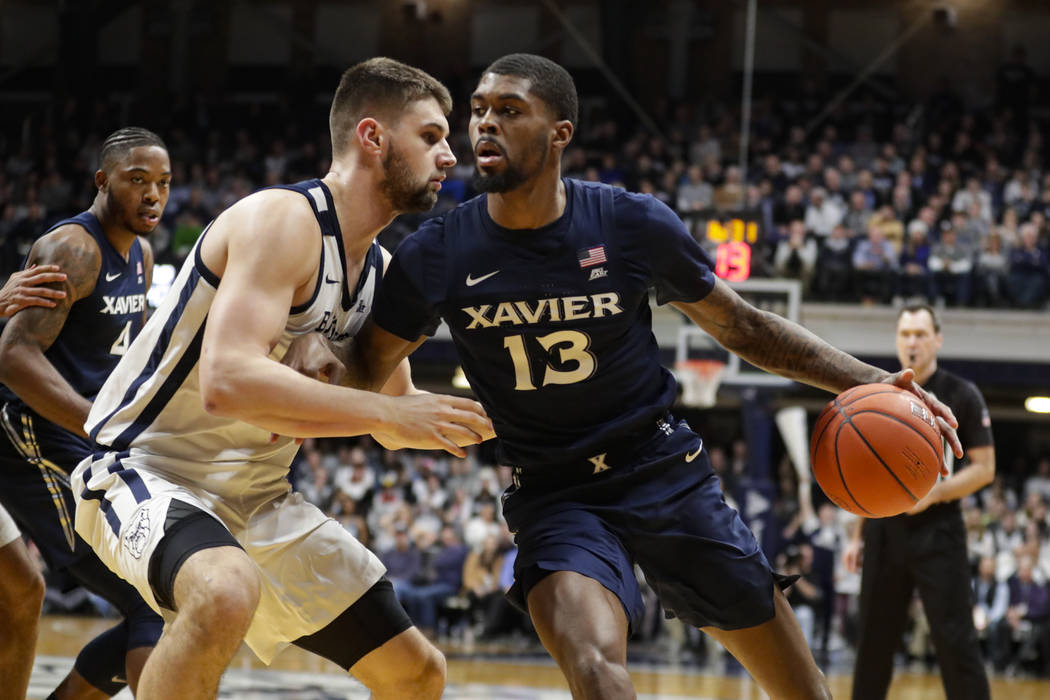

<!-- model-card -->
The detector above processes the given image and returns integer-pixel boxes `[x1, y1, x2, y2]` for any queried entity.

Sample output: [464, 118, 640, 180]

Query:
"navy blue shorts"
[0, 403, 162, 647]
[502, 417, 791, 632]
[0, 402, 94, 571]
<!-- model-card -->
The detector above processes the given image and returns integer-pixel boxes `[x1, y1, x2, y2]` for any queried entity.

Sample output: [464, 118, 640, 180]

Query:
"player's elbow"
[979, 460, 996, 489]
[0, 341, 29, 386]
[199, 358, 244, 418]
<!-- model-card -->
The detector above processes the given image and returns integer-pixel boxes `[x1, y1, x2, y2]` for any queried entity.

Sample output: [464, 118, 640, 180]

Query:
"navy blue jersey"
[0, 211, 146, 410]
[374, 179, 716, 468]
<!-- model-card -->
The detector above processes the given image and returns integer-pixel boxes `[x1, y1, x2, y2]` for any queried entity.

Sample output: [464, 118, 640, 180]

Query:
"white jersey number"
[503, 330, 596, 391]
[110, 321, 132, 356]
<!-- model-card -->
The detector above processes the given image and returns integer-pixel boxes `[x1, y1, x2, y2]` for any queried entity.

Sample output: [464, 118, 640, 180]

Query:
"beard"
[380, 143, 437, 213]
[472, 132, 548, 194]
[108, 187, 155, 236]
[472, 161, 529, 194]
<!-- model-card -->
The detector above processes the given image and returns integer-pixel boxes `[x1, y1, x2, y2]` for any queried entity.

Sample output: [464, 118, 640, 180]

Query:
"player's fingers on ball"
[934, 399, 959, 429]
[936, 416, 964, 459]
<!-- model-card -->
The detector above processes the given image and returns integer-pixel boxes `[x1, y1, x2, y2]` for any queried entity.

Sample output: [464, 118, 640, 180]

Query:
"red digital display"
[715, 241, 752, 281]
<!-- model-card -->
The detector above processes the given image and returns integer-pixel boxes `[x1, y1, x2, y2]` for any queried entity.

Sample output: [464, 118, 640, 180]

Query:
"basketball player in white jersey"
[71, 58, 493, 700]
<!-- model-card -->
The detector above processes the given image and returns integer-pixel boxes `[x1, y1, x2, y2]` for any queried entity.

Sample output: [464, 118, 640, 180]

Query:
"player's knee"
[566, 646, 628, 692]
[805, 669, 833, 700]
[178, 556, 260, 638]
[0, 566, 45, 627]
[372, 642, 446, 699]
[413, 644, 447, 699]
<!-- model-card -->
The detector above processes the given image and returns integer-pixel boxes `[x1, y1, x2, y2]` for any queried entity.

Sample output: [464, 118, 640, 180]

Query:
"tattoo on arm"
[674, 280, 885, 393]
[732, 311, 885, 392]
[3, 229, 101, 353]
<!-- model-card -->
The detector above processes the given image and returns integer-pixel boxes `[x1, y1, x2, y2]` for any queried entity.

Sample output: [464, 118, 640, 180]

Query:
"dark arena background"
[2, 1, 1050, 697]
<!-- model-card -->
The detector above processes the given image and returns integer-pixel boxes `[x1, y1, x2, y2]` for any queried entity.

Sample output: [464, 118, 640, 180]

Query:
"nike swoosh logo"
[684, 441, 704, 463]
[105, 272, 121, 282]
[324, 275, 339, 284]
[466, 270, 500, 287]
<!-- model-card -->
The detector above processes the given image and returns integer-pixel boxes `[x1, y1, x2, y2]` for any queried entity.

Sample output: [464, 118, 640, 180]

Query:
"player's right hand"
[842, 539, 863, 574]
[0, 264, 67, 318]
[373, 393, 495, 458]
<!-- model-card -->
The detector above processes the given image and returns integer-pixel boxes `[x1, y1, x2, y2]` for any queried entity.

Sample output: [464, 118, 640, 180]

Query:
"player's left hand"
[882, 368, 961, 470]
[0, 264, 67, 318]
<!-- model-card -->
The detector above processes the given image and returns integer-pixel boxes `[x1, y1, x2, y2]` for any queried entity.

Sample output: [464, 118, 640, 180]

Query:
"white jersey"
[86, 179, 381, 476]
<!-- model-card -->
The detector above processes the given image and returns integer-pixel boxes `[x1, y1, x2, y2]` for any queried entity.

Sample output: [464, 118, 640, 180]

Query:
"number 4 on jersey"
[503, 330, 596, 390]
[110, 320, 132, 356]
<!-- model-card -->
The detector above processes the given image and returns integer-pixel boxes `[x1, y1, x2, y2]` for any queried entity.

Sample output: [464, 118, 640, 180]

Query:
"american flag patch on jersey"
[577, 245, 607, 268]
[136, 261, 142, 275]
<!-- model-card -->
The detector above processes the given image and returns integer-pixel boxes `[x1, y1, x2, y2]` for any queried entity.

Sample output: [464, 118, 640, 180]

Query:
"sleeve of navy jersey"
[373, 220, 444, 340]
[617, 191, 717, 305]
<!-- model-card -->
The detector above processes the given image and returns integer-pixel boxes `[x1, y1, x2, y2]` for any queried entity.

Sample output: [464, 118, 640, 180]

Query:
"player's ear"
[355, 118, 384, 157]
[95, 169, 108, 192]
[551, 120, 574, 152]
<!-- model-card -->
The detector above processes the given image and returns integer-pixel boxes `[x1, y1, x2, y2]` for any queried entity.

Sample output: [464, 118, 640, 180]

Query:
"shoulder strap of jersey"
[266, 179, 336, 238]
[45, 210, 104, 239]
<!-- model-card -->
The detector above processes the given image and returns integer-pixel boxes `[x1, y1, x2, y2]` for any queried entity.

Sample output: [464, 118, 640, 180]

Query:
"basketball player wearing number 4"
[844, 305, 995, 700]
[0, 128, 169, 700]
[328, 54, 962, 699]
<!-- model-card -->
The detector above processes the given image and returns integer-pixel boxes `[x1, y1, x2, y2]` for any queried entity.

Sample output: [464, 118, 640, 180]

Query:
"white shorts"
[0, 502, 20, 548]
[71, 449, 386, 664]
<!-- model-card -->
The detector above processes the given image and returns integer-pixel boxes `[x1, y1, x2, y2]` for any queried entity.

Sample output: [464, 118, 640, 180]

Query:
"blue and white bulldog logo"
[123, 508, 151, 559]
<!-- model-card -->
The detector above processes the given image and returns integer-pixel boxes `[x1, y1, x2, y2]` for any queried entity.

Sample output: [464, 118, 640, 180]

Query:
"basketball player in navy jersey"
[342, 54, 963, 699]
[0, 264, 67, 699]
[71, 59, 491, 700]
[0, 128, 169, 699]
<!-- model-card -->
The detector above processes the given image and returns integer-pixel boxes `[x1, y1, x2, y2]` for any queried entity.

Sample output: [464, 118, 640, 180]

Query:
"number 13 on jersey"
[503, 330, 596, 390]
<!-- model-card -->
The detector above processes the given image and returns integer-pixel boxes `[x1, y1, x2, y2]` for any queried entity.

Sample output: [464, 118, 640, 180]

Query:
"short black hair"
[482, 53, 578, 127]
[99, 127, 167, 171]
[898, 304, 940, 333]
[329, 57, 452, 157]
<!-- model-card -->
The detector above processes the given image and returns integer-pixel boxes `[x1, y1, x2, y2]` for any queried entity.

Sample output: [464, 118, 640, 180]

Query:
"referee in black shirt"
[844, 304, 995, 699]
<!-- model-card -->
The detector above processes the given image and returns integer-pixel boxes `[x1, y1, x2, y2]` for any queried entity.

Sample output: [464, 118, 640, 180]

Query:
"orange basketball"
[810, 384, 943, 517]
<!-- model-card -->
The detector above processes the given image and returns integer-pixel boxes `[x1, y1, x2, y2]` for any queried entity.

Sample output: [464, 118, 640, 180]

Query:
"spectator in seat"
[974, 231, 1010, 307]
[973, 555, 1009, 657]
[991, 555, 1050, 674]
[774, 219, 818, 291]
[929, 224, 975, 306]
[1007, 222, 1048, 308]
[804, 187, 844, 239]
[852, 221, 898, 304]
[897, 220, 933, 303]
[400, 525, 469, 636]
[814, 224, 855, 301]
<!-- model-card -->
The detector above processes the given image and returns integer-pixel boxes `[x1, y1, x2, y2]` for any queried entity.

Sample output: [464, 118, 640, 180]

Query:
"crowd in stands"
[3, 62, 1050, 310]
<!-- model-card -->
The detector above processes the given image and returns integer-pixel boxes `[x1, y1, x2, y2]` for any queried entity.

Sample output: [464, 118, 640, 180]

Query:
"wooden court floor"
[30, 615, 1050, 699]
